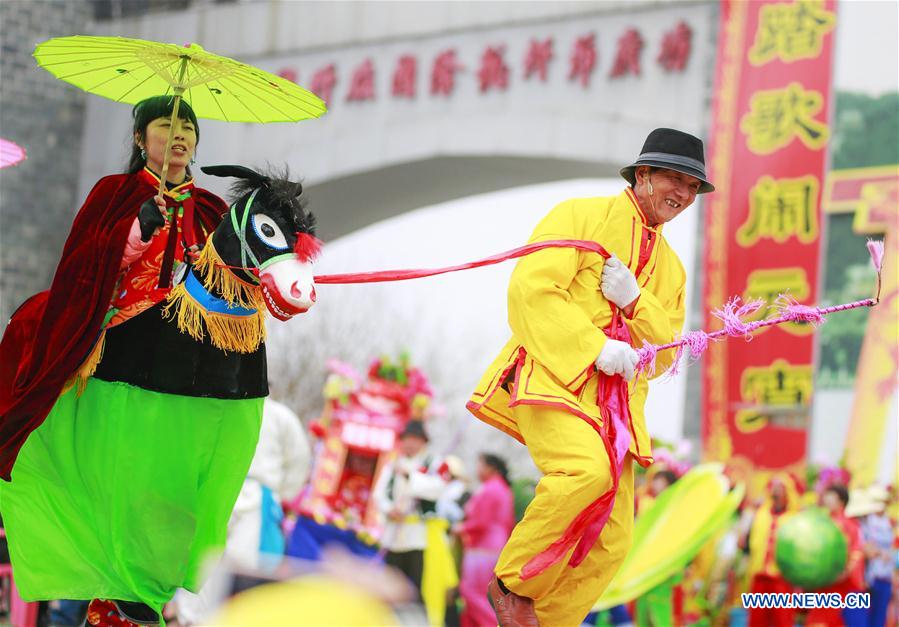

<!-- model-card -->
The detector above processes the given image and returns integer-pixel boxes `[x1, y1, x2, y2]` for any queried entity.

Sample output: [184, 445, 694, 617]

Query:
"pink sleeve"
[120, 217, 152, 269]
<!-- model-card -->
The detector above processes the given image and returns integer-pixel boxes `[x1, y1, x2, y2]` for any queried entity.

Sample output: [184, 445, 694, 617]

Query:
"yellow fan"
[593, 464, 744, 611]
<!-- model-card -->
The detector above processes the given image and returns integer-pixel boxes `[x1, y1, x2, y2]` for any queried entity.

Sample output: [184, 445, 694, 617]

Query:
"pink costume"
[458, 476, 515, 627]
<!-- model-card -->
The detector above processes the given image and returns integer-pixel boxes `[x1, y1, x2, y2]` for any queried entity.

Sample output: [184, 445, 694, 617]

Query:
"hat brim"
[399, 430, 429, 442]
[845, 500, 885, 517]
[620, 159, 715, 194]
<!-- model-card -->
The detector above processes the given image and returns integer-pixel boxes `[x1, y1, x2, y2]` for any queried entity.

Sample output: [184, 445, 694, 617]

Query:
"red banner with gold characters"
[702, 0, 836, 495]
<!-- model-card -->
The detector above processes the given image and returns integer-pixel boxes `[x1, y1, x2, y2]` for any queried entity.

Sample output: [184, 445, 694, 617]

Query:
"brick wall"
[0, 0, 92, 328]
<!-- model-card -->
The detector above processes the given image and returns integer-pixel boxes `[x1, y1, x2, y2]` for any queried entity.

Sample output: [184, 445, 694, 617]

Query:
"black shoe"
[111, 601, 159, 625]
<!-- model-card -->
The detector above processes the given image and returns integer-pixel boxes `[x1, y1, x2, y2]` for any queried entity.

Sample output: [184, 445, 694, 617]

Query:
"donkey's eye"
[251, 214, 289, 250]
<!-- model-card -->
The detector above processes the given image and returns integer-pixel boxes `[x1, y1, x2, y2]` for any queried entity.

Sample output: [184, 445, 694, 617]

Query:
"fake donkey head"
[202, 164, 320, 319]
[165, 165, 321, 353]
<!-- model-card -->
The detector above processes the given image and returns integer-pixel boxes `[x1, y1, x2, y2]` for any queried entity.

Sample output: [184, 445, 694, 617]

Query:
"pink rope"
[775, 294, 826, 326]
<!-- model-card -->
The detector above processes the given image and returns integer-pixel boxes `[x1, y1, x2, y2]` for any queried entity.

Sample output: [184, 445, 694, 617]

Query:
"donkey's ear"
[200, 165, 268, 186]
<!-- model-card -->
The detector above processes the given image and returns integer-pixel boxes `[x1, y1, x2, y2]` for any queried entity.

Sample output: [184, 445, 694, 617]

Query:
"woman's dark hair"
[826, 483, 850, 507]
[481, 453, 510, 485]
[126, 96, 200, 174]
[654, 469, 678, 488]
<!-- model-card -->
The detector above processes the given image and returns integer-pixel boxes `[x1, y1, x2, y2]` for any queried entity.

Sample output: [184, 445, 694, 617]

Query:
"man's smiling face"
[633, 165, 701, 226]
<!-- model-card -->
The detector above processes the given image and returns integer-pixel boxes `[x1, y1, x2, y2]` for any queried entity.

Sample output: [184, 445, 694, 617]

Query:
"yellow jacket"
[466, 188, 686, 464]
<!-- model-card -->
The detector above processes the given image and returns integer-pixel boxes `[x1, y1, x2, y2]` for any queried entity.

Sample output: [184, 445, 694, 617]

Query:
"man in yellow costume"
[467, 128, 715, 626]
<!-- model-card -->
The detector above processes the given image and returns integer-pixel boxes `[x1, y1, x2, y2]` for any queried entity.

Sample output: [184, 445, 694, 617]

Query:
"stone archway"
[306, 155, 618, 240]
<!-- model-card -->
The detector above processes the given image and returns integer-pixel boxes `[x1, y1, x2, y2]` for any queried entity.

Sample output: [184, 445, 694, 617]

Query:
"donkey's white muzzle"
[259, 258, 316, 321]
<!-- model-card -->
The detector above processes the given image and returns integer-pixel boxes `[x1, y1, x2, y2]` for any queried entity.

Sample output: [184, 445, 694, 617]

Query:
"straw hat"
[845, 485, 889, 517]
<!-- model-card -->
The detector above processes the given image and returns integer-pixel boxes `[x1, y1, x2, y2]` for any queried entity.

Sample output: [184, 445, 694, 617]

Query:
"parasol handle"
[157, 87, 185, 197]
[157, 56, 190, 197]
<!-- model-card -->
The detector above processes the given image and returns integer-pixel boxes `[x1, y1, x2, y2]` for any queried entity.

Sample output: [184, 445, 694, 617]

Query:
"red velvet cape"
[0, 170, 227, 480]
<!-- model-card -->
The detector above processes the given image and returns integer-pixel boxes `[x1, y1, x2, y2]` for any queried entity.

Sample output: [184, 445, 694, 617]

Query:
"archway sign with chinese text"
[275, 22, 695, 107]
[703, 0, 837, 496]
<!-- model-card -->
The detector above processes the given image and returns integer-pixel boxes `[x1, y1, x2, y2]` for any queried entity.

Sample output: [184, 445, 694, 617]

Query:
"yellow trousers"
[495, 403, 635, 627]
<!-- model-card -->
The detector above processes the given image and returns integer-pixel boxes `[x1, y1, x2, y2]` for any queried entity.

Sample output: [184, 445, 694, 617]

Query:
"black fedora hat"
[620, 128, 715, 194]
[400, 420, 429, 442]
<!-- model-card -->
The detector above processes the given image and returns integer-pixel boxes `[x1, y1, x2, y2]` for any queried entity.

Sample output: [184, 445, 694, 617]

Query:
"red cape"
[0, 170, 227, 480]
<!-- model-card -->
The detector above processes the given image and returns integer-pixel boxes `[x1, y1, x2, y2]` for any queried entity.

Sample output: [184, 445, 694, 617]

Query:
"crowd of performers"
[594, 460, 899, 627]
[7, 427, 895, 626]
[0, 94, 894, 627]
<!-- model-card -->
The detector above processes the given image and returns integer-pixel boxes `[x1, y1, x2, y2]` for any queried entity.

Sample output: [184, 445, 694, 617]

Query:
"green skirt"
[0, 378, 263, 612]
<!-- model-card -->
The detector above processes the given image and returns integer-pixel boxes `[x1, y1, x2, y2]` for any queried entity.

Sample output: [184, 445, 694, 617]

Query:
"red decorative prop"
[294, 232, 323, 263]
[524, 37, 554, 82]
[522, 315, 633, 579]
[346, 59, 376, 102]
[392, 54, 417, 99]
[310, 64, 337, 107]
[568, 33, 598, 87]
[610, 28, 644, 78]
[430, 49, 462, 96]
[657, 21, 693, 72]
[477, 45, 510, 93]
[293, 356, 436, 537]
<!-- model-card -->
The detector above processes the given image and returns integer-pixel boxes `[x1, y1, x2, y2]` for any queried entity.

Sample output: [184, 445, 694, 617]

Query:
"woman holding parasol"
[0, 37, 326, 626]
[0, 95, 248, 626]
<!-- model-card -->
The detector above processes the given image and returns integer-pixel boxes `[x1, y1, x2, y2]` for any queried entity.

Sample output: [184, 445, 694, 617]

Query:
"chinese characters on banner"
[703, 0, 836, 495]
[276, 21, 694, 105]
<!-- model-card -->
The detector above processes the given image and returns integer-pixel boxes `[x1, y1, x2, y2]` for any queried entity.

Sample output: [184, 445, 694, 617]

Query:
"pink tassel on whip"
[664, 330, 712, 378]
[636, 340, 660, 378]
[775, 294, 826, 326]
[682, 330, 711, 358]
[712, 297, 765, 339]
[630, 244, 880, 378]
[867, 239, 884, 272]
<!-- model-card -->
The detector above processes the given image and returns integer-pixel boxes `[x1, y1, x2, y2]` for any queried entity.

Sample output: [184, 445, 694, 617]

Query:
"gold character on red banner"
[737, 174, 820, 245]
[748, 0, 836, 65]
[735, 359, 813, 433]
[741, 267, 815, 336]
[740, 83, 829, 154]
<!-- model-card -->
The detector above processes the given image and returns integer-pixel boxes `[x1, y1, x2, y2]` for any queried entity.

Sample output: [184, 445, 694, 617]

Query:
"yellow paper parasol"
[33, 35, 327, 194]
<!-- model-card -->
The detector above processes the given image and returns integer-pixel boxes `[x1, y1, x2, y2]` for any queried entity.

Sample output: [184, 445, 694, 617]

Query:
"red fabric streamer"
[521, 314, 634, 579]
[314, 239, 611, 284]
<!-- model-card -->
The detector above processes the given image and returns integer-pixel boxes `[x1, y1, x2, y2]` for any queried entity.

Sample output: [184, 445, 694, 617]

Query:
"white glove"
[601, 254, 641, 309]
[595, 339, 640, 381]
